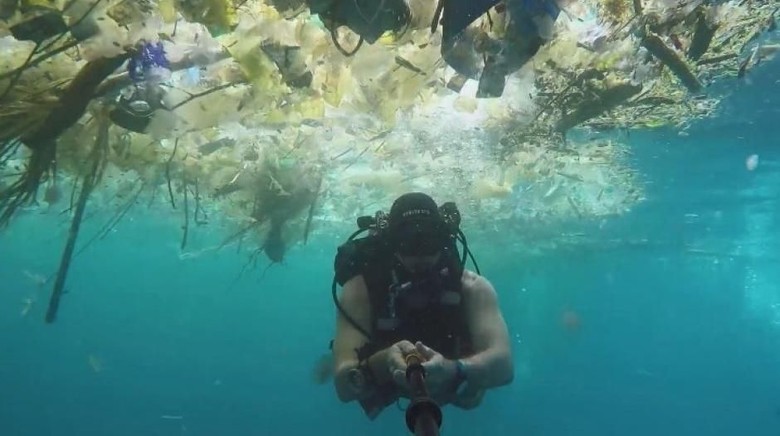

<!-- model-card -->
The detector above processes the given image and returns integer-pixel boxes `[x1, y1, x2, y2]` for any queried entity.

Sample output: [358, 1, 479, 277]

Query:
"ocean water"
[1, 61, 779, 436]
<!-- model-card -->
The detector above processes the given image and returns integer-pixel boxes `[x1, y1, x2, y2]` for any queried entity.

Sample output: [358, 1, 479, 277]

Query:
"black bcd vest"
[335, 236, 472, 361]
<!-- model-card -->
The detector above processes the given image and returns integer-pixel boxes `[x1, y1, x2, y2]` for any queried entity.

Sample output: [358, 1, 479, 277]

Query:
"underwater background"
[1, 57, 779, 436]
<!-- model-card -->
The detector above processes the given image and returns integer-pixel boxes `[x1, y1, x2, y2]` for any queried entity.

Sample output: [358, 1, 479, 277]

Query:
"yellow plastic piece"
[21, 0, 64, 11]
[176, 0, 238, 34]
[158, 0, 177, 23]
[323, 66, 351, 107]
[227, 39, 279, 92]
[265, 107, 288, 124]
[378, 31, 397, 45]
[297, 96, 325, 120]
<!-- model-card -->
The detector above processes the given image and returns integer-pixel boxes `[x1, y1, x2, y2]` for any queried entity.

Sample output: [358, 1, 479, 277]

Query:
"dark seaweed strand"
[303, 176, 323, 244]
[0, 140, 21, 166]
[192, 177, 208, 224]
[2, 54, 129, 227]
[0, 40, 80, 83]
[66, 172, 79, 214]
[166, 138, 178, 209]
[225, 247, 261, 292]
[0, 42, 40, 102]
[219, 219, 261, 254]
[170, 82, 239, 110]
[0, 139, 56, 227]
[180, 179, 189, 250]
[45, 116, 110, 323]
[147, 180, 159, 208]
[633, 0, 643, 15]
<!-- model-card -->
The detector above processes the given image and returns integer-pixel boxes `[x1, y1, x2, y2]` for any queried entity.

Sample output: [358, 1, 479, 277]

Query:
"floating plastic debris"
[0, 0, 777, 323]
[746, 154, 759, 171]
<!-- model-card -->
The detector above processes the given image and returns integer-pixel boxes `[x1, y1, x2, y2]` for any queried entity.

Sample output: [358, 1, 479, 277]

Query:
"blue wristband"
[452, 359, 468, 395]
[454, 359, 467, 382]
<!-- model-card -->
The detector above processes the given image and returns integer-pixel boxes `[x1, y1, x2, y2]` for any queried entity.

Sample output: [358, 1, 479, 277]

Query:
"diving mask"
[110, 84, 169, 133]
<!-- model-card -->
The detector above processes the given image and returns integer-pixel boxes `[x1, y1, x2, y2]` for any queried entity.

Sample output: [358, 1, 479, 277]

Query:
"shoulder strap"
[334, 235, 386, 286]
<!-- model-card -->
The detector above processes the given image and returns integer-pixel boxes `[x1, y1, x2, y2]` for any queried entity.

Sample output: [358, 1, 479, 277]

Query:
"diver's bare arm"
[333, 276, 371, 402]
[459, 272, 514, 389]
[332, 276, 395, 401]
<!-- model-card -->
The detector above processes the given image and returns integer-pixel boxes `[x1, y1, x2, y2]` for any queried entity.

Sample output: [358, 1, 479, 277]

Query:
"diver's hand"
[415, 342, 458, 400]
[452, 385, 485, 410]
[385, 340, 417, 389]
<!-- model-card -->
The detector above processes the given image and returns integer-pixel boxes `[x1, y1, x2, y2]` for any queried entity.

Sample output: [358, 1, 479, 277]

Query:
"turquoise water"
[2, 60, 779, 436]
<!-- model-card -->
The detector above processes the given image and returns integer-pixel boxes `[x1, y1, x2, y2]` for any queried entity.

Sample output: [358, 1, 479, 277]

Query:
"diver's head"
[387, 192, 450, 273]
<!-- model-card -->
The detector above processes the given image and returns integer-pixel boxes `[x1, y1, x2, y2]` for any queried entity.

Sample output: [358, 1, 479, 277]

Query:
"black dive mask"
[109, 84, 169, 133]
[390, 202, 460, 256]
[393, 221, 448, 257]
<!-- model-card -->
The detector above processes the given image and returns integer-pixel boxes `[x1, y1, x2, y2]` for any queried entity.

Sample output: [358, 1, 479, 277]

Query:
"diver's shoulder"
[460, 269, 491, 293]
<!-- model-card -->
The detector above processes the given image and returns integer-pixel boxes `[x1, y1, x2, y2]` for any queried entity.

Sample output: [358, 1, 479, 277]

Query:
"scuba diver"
[331, 192, 513, 420]
[303, 0, 564, 98]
